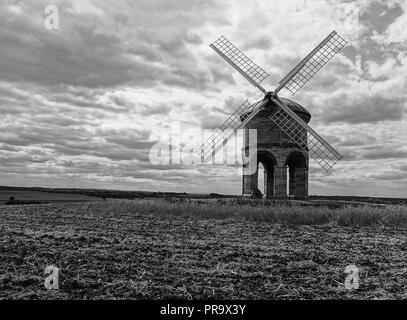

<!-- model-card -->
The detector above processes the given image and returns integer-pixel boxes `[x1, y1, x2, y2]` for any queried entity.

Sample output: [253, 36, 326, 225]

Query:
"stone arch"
[257, 150, 278, 198]
[285, 151, 308, 198]
[242, 150, 278, 198]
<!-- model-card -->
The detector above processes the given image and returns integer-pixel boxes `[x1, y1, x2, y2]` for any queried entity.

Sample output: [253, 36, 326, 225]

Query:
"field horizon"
[1, 185, 406, 205]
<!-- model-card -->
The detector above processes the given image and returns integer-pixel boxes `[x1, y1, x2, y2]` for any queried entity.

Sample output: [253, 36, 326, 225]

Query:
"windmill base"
[242, 149, 309, 199]
[242, 194, 308, 200]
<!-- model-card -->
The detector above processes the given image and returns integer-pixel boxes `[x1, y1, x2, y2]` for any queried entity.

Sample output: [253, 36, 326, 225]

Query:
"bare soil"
[0, 202, 406, 299]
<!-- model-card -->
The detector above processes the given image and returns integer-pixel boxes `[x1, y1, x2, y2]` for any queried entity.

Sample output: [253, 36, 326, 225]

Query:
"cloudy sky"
[0, 0, 406, 197]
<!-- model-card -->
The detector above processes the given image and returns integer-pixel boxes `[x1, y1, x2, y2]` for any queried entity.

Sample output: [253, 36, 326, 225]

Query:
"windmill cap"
[278, 97, 311, 120]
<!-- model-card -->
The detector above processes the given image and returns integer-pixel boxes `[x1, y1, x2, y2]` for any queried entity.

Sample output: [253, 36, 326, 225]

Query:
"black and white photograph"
[0, 0, 406, 310]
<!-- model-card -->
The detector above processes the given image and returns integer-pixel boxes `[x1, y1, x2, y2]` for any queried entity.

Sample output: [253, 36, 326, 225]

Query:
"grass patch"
[82, 199, 407, 228]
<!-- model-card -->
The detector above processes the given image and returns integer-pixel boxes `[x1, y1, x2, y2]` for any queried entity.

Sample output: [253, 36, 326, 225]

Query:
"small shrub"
[251, 188, 263, 199]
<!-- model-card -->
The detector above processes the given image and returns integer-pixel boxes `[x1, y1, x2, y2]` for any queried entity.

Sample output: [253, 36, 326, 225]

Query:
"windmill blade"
[200, 98, 266, 163]
[210, 36, 269, 94]
[275, 31, 347, 96]
[268, 96, 342, 173]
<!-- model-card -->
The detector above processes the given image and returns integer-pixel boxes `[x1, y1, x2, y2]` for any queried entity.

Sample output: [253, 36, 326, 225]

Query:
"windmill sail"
[275, 31, 347, 95]
[206, 31, 347, 173]
[200, 99, 265, 163]
[210, 36, 269, 93]
[268, 96, 342, 173]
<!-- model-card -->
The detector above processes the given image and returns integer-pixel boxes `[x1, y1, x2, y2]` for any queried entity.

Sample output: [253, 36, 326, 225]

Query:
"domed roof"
[240, 97, 311, 123]
[279, 98, 311, 119]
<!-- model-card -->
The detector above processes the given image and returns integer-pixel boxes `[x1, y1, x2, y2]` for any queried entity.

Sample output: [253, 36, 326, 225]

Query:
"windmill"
[200, 31, 347, 189]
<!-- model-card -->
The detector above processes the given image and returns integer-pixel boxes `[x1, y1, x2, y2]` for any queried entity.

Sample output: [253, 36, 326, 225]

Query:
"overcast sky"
[0, 0, 406, 197]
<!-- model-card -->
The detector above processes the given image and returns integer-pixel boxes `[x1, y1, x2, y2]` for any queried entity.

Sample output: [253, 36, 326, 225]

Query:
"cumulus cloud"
[320, 95, 406, 124]
[0, 0, 223, 90]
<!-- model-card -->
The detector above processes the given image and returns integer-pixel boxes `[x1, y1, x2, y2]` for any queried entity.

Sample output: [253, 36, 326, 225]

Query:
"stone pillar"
[265, 167, 274, 198]
[304, 168, 309, 198]
[288, 168, 295, 195]
[251, 167, 259, 191]
[294, 168, 307, 198]
[242, 172, 254, 196]
[274, 165, 287, 197]
[242, 163, 259, 196]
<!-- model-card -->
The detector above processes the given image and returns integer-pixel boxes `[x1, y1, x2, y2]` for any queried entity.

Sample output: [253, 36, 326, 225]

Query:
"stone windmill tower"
[242, 98, 311, 198]
[200, 31, 347, 199]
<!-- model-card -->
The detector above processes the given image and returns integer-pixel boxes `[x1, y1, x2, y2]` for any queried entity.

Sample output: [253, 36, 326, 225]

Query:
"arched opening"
[285, 151, 308, 198]
[256, 151, 277, 198]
